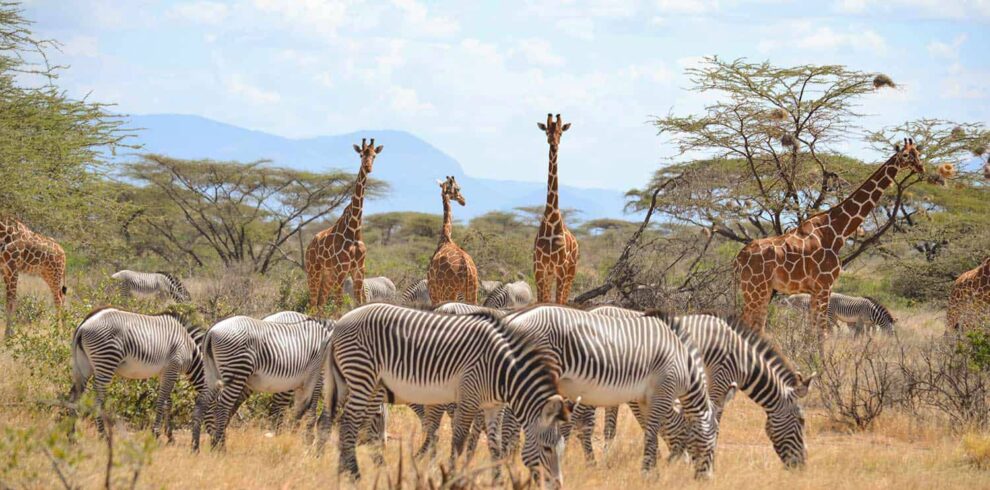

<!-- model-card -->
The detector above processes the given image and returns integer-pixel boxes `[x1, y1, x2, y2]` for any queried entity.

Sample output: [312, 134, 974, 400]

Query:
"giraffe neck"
[828, 153, 901, 239]
[439, 193, 453, 246]
[345, 165, 369, 235]
[546, 143, 559, 211]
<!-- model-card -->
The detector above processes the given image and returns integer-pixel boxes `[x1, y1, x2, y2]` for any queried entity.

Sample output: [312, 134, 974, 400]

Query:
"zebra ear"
[543, 394, 570, 423]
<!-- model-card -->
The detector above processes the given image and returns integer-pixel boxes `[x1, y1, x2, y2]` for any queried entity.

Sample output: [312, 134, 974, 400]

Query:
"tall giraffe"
[534, 113, 579, 304]
[427, 176, 478, 305]
[735, 138, 924, 334]
[1, 216, 66, 336]
[305, 138, 382, 311]
[946, 257, 990, 332]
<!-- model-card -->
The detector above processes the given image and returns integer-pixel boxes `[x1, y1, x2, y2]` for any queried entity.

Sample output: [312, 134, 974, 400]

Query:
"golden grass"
[2, 303, 989, 489]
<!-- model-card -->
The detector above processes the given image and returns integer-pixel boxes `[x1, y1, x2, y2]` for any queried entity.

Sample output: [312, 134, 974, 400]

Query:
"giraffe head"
[352, 138, 383, 172]
[895, 137, 924, 174]
[537, 113, 570, 146]
[437, 175, 465, 206]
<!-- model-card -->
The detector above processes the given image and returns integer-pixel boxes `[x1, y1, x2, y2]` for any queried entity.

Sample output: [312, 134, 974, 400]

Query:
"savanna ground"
[2, 274, 989, 489]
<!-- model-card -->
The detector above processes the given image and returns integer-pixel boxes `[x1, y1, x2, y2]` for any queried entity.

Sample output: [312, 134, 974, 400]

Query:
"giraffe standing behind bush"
[1, 216, 66, 336]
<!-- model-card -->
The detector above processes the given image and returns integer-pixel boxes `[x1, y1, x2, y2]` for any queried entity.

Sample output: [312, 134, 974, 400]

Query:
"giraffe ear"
[353, 144, 361, 153]
[375, 145, 384, 154]
[561, 123, 571, 132]
[436, 179, 444, 187]
[537, 123, 547, 131]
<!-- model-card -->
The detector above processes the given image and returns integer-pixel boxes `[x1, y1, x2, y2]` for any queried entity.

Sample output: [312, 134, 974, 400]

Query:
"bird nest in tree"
[873, 74, 896, 89]
[974, 145, 987, 157]
[768, 108, 788, 121]
[936, 163, 958, 180]
[951, 126, 966, 139]
[780, 133, 797, 147]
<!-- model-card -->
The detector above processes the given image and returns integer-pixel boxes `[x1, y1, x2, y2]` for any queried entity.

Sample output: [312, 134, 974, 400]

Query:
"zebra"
[585, 306, 816, 467]
[433, 301, 506, 316]
[500, 305, 718, 478]
[343, 276, 397, 303]
[480, 280, 503, 298]
[401, 279, 431, 307]
[321, 303, 572, 487]
[780, 293, 896, 335]
[110, 270, 191, 302]
[202, 314, 333, 449]
[482, 280, 533, 309]
[68, 304, 211, 450]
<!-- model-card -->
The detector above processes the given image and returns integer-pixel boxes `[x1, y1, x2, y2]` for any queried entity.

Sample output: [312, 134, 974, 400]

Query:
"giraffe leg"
[43, 269, 65, 311]
[534, 266, 552, 304]
[329, 268, 349, 311]
[306, 265, 323, 313]
[810, 289, 832, 339]
[464, 274, 478, 305]
[3, 267, 17, 337]
[352, 244, 367, 305]
[740, 282, 773, 332]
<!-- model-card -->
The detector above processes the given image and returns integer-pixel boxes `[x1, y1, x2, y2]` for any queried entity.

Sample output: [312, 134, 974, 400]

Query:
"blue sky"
[27, 0, 990, 191]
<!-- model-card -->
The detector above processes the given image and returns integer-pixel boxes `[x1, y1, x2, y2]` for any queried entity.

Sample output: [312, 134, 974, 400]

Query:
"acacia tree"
[0, 3, 132, 235]
[124, 155, 385, 273]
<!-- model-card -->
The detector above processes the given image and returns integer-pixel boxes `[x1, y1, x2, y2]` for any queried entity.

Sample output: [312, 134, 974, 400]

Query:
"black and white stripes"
[111, 270, 191, 302]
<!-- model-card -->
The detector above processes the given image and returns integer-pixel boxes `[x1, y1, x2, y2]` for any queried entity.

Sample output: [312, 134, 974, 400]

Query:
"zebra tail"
[69, 328, 89, 402]
[202, 333, 223, 391]
[322, 349, 341, 425]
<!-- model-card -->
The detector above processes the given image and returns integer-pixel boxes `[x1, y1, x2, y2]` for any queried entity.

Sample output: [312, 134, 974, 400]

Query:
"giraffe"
[534, 113, 580, 304]
[1, 216, 66, 337]
[305, 138, 382, 312]
[946, 257, 990, 332]
[734, 138, 924, 334]
[427, 176, 479, 305]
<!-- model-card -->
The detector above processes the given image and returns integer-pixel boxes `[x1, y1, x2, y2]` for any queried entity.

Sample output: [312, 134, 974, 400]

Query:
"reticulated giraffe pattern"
[1, 216, 66, 336]
[947, 257, 990, 331]
[305, 138, 382, 311]
[428, 176, 478, 305]
[734, 139, 924, 334]
[534, 113, 579, 304]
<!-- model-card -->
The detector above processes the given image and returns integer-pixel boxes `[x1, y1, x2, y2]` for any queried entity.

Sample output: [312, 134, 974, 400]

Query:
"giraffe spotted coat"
[534, 113, 579, 304]
[427, 176, 478, 305]
[1, 216, 66, 336]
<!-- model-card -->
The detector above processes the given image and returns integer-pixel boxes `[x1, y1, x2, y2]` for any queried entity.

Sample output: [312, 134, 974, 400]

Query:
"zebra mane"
[473, 309, 562, 389]
[863, 296, 896, 323]
[719, 315, 801, 388]
[79, 305, 116, 324]
[156, 271, 191, 301]
[155, 304, 207, 335]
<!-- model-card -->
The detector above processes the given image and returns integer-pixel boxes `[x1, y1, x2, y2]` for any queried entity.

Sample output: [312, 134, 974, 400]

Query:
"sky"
[26, 0, 990, 192]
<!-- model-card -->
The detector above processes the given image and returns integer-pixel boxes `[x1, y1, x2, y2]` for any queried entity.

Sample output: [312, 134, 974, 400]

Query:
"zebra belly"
[380, 372, 460, 405]
[246, 373, 308, 393]
[558, 377, 647, 406]
[117, 358, 165, 380]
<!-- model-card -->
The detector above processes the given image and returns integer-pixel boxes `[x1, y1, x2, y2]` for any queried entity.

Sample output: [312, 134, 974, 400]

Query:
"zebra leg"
[414, 405, 444, 459]
[499, 407, 521, 459]
[603, 406, 619, 452]
[211, 376, 247, 450]
[337, 388, 377, 480]
[91, 370, 115, 438]
[464, 410, 486, 464]
[190, 388, 212, 452]
[152, 362, 181, 440]
[642, 394, 675, 474]
[483, 406, 504, 482]
[448, 399, 481, 471]
[269, 391, 293, 433]
[569, 404, 597, 463]
[164, 397, 175, 444]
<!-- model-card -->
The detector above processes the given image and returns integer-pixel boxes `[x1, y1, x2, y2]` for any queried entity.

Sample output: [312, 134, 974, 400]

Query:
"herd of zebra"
[66, 268, 894, 487]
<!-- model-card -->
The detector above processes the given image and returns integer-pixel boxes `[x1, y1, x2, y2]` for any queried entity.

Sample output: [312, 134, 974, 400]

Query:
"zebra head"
[769, 371, 817, 468]
[521, 394, 572, 489]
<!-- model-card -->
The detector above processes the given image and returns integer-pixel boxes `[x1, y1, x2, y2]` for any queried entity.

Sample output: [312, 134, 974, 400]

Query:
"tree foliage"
[122, 155, 385, 273]
[0, 2, 132, 235]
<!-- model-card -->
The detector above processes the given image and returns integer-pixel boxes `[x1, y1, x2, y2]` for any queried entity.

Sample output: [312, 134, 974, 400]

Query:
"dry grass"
[2, 299, 989, 489]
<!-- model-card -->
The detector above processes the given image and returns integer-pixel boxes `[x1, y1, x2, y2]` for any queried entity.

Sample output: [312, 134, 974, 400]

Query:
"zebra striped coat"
[401, 279, 431, 307]
[202, 315, 333, 448]
[482, 280, 533, 309]
[343, 276, 397, 303]
[502, 305, 718, 478]
[781, 293, 896, 334]
[69, 306, 210, 450]
[111, 270, 191, 302]
[322, 304, 571, 487]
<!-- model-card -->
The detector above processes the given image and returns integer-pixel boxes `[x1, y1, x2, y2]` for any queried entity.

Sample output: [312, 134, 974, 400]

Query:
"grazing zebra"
[401, 279, 431, 307]
[501, 305, 718, 478]
[482, 280, 533, 309]
[202, 314, 332, 448]
[69, 305, 210, 450]
[343, 276, 397, 303]
[586, 307, 816, 467]
[321, 304, 571, 487]
[110, 270, 191, 302]
[780, 293, 896, 335]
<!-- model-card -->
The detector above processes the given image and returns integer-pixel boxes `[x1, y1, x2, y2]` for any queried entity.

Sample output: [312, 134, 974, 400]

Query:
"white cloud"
[623, 62, 673, 83]
[252, 0, 351, 39]
[554, 17, 596, 40]
[169, 1, 230, 25]
[655, 0, 719, 15]
[833, 0, 990, 20]
[60, 35, 99, 58]
[927, 34, 967, 59]
[226, 74, 281, 104]
[759, 23, 888, 55]
[392, 0, 460, 37]
[386, 85, 435, 115]
[512, 38, 566, 67]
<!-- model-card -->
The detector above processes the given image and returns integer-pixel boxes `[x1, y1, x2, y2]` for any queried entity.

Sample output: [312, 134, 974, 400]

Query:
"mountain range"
[119, 114, 631, 221]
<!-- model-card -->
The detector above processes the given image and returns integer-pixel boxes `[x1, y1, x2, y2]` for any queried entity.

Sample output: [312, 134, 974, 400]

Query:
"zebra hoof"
[694, 468, 714, 480]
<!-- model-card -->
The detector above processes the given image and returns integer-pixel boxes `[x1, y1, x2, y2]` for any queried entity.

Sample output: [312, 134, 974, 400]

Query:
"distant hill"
[119, 114, 630, 220]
